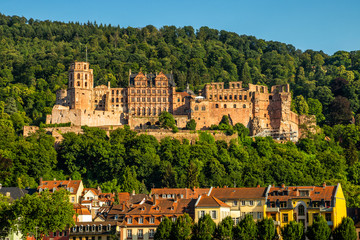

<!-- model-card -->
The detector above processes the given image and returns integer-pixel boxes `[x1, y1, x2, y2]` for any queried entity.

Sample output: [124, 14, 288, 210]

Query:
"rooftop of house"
[82, 188, 101, 196]
[0, 186, 35, 201]
[267, 184, 337, 202]
[195, 195, 230, 208]
[125, 198, 195, 217]
[73, 204, 91, 215]
[38, 178, 82, 194]
[210, 186, 267, 200]
[150, 187, 210, 199]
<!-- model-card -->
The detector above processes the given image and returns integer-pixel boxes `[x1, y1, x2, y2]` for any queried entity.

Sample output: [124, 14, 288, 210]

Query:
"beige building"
[209, 186, 268, 224]
[194, 194, 231, 225]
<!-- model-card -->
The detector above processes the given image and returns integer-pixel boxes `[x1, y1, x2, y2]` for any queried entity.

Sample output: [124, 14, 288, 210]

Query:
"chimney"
[39, 177, 43, 186]
[152, 194, 157, 206]
[69, 177, 72, 181]
[322, 182, 326, 188]
[132, 190, 135, 196]
[257, 184, 260, 188]
[122, 202, 125, 212]
[281, 183, 285, 189]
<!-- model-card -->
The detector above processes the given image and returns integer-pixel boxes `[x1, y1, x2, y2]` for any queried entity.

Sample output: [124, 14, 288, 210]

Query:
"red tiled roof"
[211, 187, 267, 199]
[267, 185, 337, 202]
[118, 192, 130, 203]
[83, 188, 101, 196]
[175, 92, 190, 97]
[151, 188, 210, 199]
[73, 204, 91, 215]
[196, 195, 230, 208]
[38, 179, 81, 194]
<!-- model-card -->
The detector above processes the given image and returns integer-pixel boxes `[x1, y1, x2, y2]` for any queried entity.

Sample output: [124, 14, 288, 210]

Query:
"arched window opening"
[195, 105, 199, 111]
[233, 104, 236, 108]
[215, 104, 219, 108]
[85, 82, 87, 87]
[243, 104, 246, 108]
[224, 104, 227, 108]
[298, 205, 305, 216]
[85, 74, 87, 80]
[239, 95, 242, 100]
[77, 73, 80, 79]
[201, 106, 206, 111]
[77, 81, 80, 87]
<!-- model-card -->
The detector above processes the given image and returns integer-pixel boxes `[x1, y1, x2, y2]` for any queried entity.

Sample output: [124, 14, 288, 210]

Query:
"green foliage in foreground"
[0, 189, 75, 238]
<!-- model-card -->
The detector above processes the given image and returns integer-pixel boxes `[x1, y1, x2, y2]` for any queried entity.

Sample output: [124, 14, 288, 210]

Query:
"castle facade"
[47, 62, 301, 139]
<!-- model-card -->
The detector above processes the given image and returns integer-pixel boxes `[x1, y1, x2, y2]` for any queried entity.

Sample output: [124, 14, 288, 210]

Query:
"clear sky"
[1, 0, 359, 55]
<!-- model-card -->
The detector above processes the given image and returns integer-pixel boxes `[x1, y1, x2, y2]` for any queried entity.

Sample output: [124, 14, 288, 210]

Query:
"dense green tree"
[159, 111, 178, 132]
[234, 214, 257, 240]
[332, 217, 357, 240]
[154, 216, 172, 240]
[170, 213, 193, 240]
[193, 214, 216, 240]
[257, 217, 276, 240]
[13, 189, 75, 238]
[214, 216, 233, 240]
[281, 220, 304, 240]
[305, 215, 331, 240]
[185, 119, 196, 130]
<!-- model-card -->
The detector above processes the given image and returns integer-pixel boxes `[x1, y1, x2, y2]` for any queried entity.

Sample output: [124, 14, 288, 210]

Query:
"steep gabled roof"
[210, 187, 267, 200]
[150, 187, 210, 199]
[195, 195, 230, 208]
[38, 179, 82, 194]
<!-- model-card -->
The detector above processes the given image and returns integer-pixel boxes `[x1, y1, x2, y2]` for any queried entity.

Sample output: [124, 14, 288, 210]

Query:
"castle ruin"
[46, 62, 304, 140]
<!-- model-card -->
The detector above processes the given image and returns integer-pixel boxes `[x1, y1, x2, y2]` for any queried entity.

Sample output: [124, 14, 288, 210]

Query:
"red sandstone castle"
[47, 62, 304, 140]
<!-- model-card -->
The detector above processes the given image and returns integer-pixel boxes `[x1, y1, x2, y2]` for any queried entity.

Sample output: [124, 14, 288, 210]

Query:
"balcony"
[273, 221, 281, 226]
[266, 207, 279, 212]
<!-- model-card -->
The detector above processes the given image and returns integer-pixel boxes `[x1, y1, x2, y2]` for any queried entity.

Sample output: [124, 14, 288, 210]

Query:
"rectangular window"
[257, 212, 263, 219]
[127, 217, 132, 224]
[139, 217, 143, 224]
[325, 213, 332, 222]
[199, 210, 205, 218]
[127, 229, 132, 238]
[233, 200, 238, 206]
[257, 200, 262, 206]
[249, 201, 254, 206]
[138, 229, 143, 238]
[71, 197, 75, 202]
[149, 229, 155, 238]
[158, 97, 161, 102]
[150, 217, 155, 224]
[211, 210, 217, 219]
[283, 213, 288, 223]
[241, 201, 246, 206]
[163, 97, 166, 102]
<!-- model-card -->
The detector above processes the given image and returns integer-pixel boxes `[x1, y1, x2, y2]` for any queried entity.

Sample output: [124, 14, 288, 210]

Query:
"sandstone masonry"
[46, 61, 305, 140]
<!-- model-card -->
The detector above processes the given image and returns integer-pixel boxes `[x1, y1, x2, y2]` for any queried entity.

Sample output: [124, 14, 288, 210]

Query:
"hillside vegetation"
[1, 14, 360, 207]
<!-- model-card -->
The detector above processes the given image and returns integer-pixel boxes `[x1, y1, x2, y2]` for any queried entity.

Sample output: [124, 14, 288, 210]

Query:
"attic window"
[171, 206, 174, 210]
[156, 207, 159, 211]
[98, 224, 102, 232]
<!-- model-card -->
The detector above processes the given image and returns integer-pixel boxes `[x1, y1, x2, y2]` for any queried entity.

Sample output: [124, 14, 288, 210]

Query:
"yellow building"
[265, 183, 346, 233]
[210, 186, 268, 224]
[194, 194, 231, 224]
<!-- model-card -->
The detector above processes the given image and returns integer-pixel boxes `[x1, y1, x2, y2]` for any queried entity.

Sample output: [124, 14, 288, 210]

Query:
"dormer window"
[114, 215, 118, 220]
[139, 217, 143, 224]
[162, 194, 166, 198]
[171, 206, 174, 210]
[156, 207, 159, 211]
[72, 227, 77, 232]
[127, 218, 133, 224]
[70, 187, 74, 193]
[299, 190, 310, 197]
[79, 225, 83, 232]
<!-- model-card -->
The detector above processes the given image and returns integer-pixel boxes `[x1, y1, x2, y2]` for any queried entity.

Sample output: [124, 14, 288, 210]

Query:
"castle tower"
[68, 62, 94, 111]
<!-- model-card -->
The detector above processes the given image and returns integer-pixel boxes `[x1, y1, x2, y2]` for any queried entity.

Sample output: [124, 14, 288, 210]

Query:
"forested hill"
[3, 14, 360, 207]
[1, 13, 360, 127]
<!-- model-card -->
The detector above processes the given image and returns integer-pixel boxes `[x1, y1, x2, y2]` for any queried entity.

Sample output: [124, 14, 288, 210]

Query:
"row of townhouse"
[30, 179, 349, 240]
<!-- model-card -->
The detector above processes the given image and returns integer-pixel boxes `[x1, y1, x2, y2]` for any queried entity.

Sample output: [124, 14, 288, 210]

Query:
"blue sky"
[1, 0, 359, 55]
